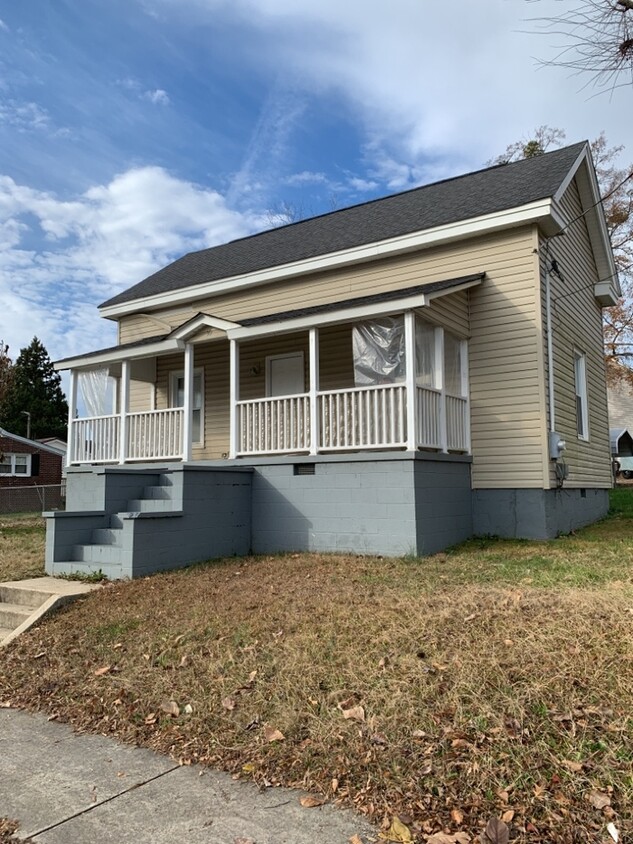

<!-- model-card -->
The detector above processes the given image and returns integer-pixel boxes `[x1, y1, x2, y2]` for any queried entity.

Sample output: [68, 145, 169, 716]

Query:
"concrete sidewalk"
[1, 709, 374, 843]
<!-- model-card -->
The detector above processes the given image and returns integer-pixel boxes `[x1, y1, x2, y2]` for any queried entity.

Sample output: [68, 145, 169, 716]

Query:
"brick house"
[0, 428, 65, 512]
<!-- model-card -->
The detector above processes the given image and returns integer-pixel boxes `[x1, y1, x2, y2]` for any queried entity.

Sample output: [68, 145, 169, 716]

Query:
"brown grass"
[1, 549, 632, 843]
[0, 514, 46, 582]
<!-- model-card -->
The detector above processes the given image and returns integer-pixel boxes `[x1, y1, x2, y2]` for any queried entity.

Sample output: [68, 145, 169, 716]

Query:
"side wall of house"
[541, 177, 612, 488]
[117, 229, 549, 483]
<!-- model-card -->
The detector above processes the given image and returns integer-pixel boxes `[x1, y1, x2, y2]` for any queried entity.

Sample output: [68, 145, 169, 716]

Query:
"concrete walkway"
[0, 709, 374, 843]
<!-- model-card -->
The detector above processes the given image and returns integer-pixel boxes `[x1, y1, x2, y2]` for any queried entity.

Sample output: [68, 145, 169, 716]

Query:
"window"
[170, 369, 204, 445]
[415, 318, 436, 388]
[0, 453, 32, 476]
[574, 350, 589, 440]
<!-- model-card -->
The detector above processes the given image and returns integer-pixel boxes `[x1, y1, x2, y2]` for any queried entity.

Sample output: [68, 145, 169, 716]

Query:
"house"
[0, 428, 65, 513]
[45, 142, 619, 579]
[37, 437, 68, 456]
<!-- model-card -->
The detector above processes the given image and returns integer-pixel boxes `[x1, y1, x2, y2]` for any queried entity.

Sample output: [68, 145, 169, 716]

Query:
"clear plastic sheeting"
[352, 316, 405, 386]
[78, 368, 110, 417]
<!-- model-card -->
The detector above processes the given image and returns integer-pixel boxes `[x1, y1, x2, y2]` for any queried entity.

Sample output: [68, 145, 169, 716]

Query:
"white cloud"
[147, 0, 633, 188]
[285, 171, 328, 186]
[0, 18, 9, 32]
[0, 168, 255, 364]
[0, 99, 50, 132]
[144, 88, 170, 105]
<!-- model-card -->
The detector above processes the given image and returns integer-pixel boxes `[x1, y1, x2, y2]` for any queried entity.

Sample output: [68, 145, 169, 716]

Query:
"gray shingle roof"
[100, 142, 587, 310]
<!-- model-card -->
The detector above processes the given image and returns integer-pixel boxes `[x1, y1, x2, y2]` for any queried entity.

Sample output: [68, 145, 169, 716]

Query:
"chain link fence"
[0, 482, 66, 515]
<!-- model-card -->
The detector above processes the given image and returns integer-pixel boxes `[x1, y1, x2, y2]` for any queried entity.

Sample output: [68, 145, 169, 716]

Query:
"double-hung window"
[0, 453, 31, 476]
[574, 350, 589, 440]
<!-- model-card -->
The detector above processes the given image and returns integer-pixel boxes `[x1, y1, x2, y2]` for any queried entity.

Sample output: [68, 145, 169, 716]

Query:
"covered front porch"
[60, 275, 481, 467]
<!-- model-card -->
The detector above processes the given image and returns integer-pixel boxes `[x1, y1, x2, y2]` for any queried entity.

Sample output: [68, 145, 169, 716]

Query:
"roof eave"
[99, 198, 562, 320]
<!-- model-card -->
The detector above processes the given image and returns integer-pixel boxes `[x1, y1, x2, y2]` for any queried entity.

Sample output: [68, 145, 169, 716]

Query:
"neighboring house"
[37, 437, 68, 456]
[0, 428, 65, 513]
[45, 142, 619, 579]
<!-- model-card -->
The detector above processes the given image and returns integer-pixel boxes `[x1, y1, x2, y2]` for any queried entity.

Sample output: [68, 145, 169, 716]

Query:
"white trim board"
[99, 198, 561, 320]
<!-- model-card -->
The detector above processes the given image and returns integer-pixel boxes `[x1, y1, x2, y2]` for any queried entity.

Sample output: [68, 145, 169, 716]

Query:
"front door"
[170, 370, 204, 445]
[266, 352, 305, 396]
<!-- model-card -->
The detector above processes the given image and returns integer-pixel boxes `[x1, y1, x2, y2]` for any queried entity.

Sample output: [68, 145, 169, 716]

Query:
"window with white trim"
[170, 368, 204, 446]
[574, 350, 589, 440]
[0, 453, 32, 476]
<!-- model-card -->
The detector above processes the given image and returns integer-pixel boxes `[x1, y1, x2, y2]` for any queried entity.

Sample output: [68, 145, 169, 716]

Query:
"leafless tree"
[527, 0, 633, 90]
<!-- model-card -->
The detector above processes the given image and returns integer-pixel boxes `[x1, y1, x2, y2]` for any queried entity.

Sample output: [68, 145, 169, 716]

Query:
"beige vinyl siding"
[117, 230, 519, 344]
[468, 226, 546, 489]
[541, 178, 612, 488]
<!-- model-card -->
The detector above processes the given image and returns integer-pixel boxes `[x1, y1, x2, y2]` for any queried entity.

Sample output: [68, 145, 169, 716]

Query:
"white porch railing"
[237, 394, 310, 455]
[319, 384, 407, 450]
[446, 395, 468, 452]
[70, 408, 184, 464]
[416, 386, 442, 449]
[71, 415, 120, 464]
[126, 408, 184, 461]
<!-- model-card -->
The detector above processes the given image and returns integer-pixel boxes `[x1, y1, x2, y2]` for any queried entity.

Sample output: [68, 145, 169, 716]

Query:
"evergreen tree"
[0, 341, 11, 408]
[0, 337, 68, 440]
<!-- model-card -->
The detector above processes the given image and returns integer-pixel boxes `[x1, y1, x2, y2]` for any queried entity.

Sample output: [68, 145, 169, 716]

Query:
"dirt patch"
[1, 552, 632, 843]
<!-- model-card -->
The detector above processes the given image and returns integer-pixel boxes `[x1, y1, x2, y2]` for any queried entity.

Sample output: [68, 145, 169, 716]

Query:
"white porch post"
[66, 369, 78, 468]
[229, 339, 239, 459]
[309, 328, 319, 455]
[182, 343, 194, 462]
[435, 327, 448, 453]
[461, 339, 471, 453]
[404, 311, 417, 451]
[119, 360, 130, 464]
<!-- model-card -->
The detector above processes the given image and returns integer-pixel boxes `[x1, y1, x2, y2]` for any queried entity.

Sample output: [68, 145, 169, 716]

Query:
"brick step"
[126, 499, 174, 513]
[72, 544, 123, 564]
[91, 528, 123, 546]
[142, 485, 172, 500]
[47, 561, 123, 580]
[0, 603, 32, 629]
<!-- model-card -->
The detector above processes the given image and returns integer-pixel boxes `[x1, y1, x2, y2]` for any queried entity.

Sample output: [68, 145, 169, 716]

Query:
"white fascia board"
[171, 313, 240, 340]
[226, 278, 483, 341]
[0, 427, 65, 456]
[556, 148, 620, 298]
[99, 199, 557, 320]
[54, 339, 184, 371]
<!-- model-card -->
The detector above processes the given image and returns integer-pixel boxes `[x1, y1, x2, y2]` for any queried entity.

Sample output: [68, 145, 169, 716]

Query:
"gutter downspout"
[545, 265, 555, 434]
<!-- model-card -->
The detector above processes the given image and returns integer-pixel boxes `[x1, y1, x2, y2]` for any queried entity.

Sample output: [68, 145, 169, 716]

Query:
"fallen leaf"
[588, 790, 611, 810]
[183, 703, 193, 715]
[222, 697, 237, 711]
[561, 759, 584, 773]
[480, 817, 509, 844]
[349, 836, 364, 844]
[160, 699, 180, 717]
[451, 808, 464, 825]
[331, 777, 339, 793]
[299, 795, 326, 808]
[379, 816, 413, 843]
[607, 822, 620, 842]
[500, 810, 514, 824]
[412, 729, 426, 739]
[341, 705, 365, 722]
[264, 725, 285, 742]
[464, 613, 477, 622]
[144, 713, 157, 725]
[94, 665, 111, 676]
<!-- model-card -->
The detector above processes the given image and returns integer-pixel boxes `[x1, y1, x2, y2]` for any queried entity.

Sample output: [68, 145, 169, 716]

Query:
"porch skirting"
[45, 454, 608, 579]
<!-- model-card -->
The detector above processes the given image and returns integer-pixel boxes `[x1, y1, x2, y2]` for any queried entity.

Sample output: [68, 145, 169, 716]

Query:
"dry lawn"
[1, 494, 633, 843]
[0, 514, 45, 582]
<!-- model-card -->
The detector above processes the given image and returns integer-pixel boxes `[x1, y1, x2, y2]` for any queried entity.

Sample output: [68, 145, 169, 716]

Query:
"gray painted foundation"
[46, 454, 610, 578]
[472, 487, 609, 540]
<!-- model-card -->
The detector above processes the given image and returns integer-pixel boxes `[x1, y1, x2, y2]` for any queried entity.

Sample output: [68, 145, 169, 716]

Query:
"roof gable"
[100, 143, 588, 313]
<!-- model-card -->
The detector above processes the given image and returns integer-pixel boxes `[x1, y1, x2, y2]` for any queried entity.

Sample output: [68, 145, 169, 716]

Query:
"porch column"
[182, 343, 194, 462]
[404, 311, 417, 451]
[435, 327, 448, 453]
[229, 339, 239, 459]
[119, 360, 130, 465]
[309, 328, 319, 455]
[66, 369, 78, 468]
[461, 339, 471, 453]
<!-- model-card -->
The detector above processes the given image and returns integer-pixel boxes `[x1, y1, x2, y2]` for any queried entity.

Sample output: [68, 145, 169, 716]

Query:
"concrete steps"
[0, 578, 99, 647]
[70, 478, 177, 572]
